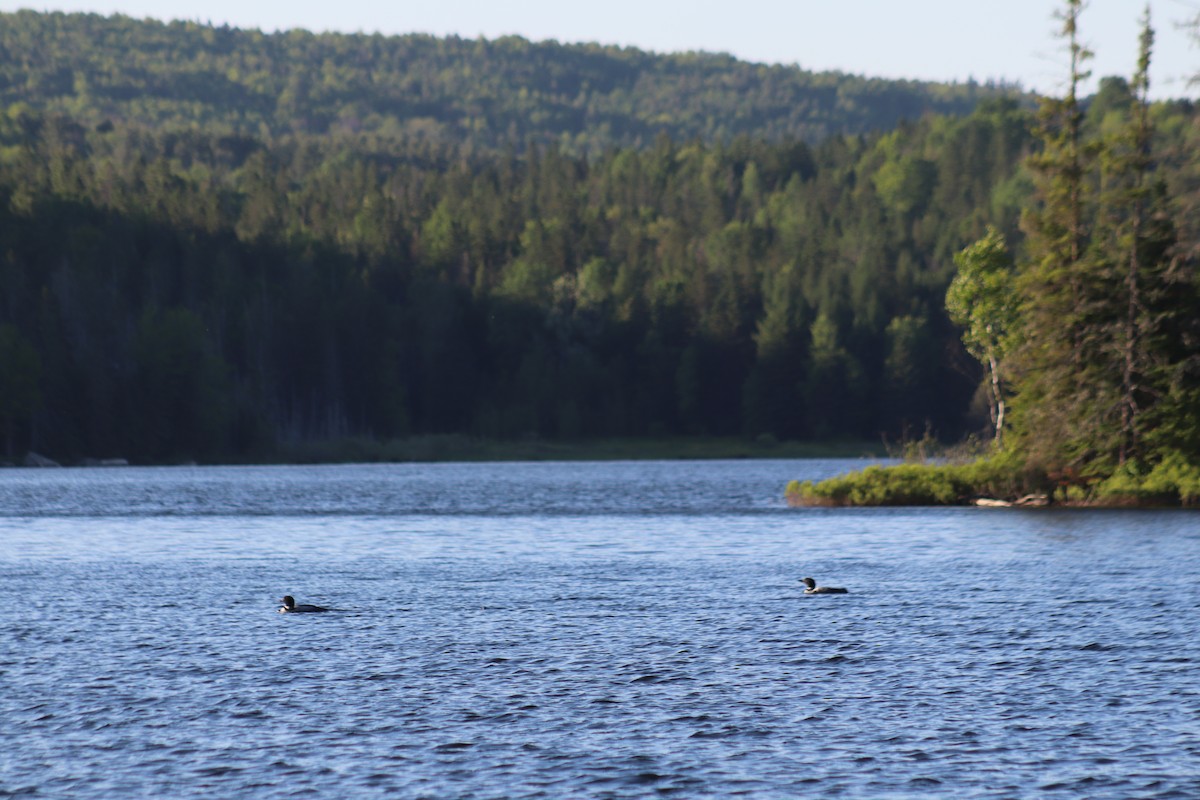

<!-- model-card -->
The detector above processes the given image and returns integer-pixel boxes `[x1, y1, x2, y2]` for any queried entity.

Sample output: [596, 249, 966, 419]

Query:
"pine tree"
[1011, 0, 1098, 471]
[1090, 6, 1176, 466]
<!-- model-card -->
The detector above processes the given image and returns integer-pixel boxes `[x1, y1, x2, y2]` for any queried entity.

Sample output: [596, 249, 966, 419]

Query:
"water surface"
[2, 460, 1198, 798]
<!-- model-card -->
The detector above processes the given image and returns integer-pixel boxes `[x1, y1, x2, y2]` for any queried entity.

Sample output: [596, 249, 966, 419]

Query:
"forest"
[0, 11, 1022, 154]
[0, 10, 1197, 466]
[791, 3, 1200, 506]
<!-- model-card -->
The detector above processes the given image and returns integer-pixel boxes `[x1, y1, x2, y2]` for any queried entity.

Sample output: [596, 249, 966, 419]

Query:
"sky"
[8, 0, 1199, 99]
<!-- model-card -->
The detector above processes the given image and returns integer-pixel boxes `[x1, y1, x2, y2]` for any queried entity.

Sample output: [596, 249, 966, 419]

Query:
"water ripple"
[1, 462, 1198, 798]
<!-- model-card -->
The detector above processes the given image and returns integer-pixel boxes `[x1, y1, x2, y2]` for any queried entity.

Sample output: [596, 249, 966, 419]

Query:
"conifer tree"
[1089, 6, 1176, 466]
[1011, 0, 1098, 470]
[1142, 7, 1200, 462]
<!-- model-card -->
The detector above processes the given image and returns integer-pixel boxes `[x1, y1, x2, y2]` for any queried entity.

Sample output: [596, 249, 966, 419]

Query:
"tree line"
[0, 95, 1051, 461]
[0, 10, 1023, 156]
[1, 10, 1197, 466]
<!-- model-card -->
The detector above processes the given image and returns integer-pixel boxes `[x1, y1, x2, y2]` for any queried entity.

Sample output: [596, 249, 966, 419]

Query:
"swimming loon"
[279, 595, 329, 613]
[802, 577, 848, 594]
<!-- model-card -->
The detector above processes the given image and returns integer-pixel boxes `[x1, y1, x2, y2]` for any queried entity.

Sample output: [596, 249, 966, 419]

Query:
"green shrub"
[1094, 451, 1200, 506]
[785, 450, 1065, 507]
[787, 462, 976, 506]
[1092, 462, 1145, 501]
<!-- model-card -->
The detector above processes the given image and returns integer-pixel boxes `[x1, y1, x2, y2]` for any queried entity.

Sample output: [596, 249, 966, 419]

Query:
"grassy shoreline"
[7, 435, 886, 468]
[786, 452, 1200, 508]
[272, 435, 887, 464]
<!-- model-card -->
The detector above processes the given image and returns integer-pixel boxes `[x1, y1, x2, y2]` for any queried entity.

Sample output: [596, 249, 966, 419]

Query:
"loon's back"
[801, 577, 848, 594]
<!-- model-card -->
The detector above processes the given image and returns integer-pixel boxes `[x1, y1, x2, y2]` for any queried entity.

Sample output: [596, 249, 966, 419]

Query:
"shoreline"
[6, 435, 887, 468]
[785, 457, 1200, 509]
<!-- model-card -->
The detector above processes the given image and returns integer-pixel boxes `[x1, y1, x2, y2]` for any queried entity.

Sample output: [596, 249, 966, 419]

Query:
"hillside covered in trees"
[0, 10, 1196, 465]
[0, 10, 1024, 154]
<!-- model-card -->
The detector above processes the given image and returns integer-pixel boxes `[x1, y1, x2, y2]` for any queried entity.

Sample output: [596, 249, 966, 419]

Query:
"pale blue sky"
[9, 0, 1198, 99]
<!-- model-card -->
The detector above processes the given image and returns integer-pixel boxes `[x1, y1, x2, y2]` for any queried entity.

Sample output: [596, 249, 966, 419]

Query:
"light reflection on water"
[2, 460, 1199, 799]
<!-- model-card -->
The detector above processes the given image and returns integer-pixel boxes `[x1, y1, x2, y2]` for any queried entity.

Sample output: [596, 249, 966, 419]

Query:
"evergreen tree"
[1011, 0, 1098, 470]
[1089, 6, 1178, 466]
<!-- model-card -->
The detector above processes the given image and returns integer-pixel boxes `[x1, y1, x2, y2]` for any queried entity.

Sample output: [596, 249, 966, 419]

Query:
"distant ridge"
[0, 10, 1029, 152]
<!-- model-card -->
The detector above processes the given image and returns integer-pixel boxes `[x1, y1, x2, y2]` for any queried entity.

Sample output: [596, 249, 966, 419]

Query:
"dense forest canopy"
[0, 10, 1026, 154]
[0, 10, 1196, 465]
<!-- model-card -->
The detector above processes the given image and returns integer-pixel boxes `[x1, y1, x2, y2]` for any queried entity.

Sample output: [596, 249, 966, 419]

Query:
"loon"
[802, 577, 848, 594]
[279, 595, 330, 613]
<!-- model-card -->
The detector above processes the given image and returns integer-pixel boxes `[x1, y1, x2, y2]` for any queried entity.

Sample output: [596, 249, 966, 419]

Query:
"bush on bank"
[787, 450, 1200, 507]
[1090, 452, 1200, 506]
[786, 457, 1019, 507]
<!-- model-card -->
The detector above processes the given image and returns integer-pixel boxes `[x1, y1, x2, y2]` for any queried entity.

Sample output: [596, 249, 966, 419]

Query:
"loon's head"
[801, 577, 817, 591]
[279, 595, 330, 613]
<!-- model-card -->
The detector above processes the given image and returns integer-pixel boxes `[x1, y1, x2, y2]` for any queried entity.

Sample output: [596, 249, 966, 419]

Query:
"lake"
[2, 460, 1198, 798]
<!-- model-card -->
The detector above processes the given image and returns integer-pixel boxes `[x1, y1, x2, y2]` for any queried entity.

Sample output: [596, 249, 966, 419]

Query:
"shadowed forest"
[0, 11, 1197, 463]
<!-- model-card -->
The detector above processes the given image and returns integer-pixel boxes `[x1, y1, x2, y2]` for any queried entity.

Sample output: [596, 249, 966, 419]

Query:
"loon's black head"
[279, 595, 330, 612]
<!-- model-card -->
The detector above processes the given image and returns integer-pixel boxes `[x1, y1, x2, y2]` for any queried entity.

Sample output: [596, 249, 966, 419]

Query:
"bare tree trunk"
[989, 352, 1005, 446]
